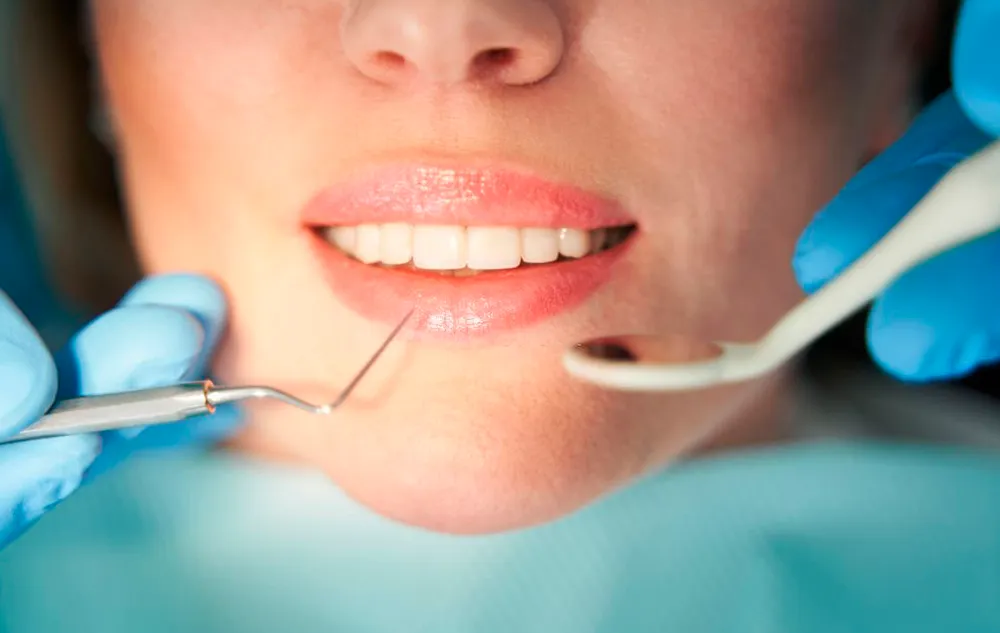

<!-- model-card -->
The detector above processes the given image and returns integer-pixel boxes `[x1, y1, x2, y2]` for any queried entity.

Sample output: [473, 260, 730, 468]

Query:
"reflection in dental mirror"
[575, 335, 722, 365]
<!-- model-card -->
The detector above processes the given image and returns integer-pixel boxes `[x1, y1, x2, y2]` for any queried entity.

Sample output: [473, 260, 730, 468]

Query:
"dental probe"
[564, 139, 1000, 392]
[1, 309, 414, 444]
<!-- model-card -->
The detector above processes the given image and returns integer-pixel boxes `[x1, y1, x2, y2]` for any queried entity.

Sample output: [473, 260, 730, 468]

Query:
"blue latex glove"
[794, 0, 1000, 381]
[0, 274, 242, 549]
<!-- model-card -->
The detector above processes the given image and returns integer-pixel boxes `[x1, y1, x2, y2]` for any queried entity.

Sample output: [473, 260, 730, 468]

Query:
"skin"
[88, 0, 932, 534]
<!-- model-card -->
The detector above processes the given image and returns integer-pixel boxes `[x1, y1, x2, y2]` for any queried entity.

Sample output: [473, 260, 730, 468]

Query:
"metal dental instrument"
[2, 309, 414, 444]
[564, 139, 1000, 392]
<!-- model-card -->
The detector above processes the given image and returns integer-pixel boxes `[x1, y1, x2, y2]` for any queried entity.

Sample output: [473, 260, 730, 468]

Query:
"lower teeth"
[377, 255, 589, 276]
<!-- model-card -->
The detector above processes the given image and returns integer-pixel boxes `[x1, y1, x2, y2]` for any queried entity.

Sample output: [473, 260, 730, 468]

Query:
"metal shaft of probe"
[206, 307, 414, 414]
[325, 307, 415, 410]
[0, 310, 415, 444]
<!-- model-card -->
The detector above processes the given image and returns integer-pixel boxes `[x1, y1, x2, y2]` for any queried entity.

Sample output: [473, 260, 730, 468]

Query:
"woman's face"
[89, 0, 925, 533]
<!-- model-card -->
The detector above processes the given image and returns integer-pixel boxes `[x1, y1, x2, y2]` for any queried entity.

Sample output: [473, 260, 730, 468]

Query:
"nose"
[341, 0, 564, 87]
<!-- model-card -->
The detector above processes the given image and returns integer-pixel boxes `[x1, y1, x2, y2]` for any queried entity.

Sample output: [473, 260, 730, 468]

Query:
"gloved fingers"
[75, 275, 242, 477]
[0, 435, 100, 549]
[794, 163, 952, 294]
[113, 274, 243, 447]
[118, 273, 229, 377]
[54, 303, 206, 403]
[953, 0, 1000, 137]
[61, 274, 230, 420]
[866, 232, 1000, 382]
[0, 290, 57, 437]
[794, 94, 992, 292]
[52, 298, 217, 480]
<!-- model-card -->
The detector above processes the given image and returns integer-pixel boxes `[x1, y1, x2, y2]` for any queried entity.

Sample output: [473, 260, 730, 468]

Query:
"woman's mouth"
[320, 223, 635, 275]
[303, 164, 637, 338]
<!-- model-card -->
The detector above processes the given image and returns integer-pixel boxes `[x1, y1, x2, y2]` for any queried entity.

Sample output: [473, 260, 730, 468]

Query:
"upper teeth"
[323, 224, 618, 271]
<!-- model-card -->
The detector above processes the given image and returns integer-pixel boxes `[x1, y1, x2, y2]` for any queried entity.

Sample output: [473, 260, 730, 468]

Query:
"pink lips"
[303, 165, 634, 338]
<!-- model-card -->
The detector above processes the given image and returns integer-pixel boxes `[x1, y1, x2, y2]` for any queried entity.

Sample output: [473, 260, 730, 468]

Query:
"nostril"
[477, 48, 516, 66]
[341, 0, 564, 87]
[471, 47, 518, 79]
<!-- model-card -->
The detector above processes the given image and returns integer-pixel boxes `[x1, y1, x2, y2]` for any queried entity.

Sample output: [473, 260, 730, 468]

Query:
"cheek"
[581, 4, 881, 341]
[94, 0, 342, 199]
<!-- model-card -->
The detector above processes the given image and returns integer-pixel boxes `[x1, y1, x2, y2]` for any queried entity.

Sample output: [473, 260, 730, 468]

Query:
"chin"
[223, 363, 771, 535]
[225, 373, 672, 535]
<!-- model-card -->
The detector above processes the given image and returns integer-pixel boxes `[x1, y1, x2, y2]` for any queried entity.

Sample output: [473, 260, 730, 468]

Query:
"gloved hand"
[794, 0, 1000, 382]
[0, 274, 242, 549]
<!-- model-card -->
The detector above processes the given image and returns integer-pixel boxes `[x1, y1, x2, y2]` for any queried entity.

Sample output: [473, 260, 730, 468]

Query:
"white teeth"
[379, 223, 413, 265]
[558, 228, 590, 258]
[466, 227, 521, 270]
[413, 225, 467, 270]
[325, 224, 625, 271]
[355, 224, 381, 264]
[521, 228, 560, 264]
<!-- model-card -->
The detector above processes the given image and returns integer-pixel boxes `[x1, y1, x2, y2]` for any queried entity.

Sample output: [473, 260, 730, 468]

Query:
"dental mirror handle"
[564, 139, 1000, 391]
[753, 139, 1000, 369]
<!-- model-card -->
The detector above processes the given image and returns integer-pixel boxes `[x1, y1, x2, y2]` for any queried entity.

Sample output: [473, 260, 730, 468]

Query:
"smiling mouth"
[303, 163, 637, 336]
[318, 223, 637, 276]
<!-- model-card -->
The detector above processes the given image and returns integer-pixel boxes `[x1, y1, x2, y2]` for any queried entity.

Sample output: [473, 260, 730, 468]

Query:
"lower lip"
[309, 233, 633, 339]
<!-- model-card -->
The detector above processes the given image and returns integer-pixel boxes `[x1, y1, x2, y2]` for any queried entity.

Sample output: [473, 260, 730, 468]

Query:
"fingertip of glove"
[0, 341, 57, 437]
[82, 304, 204, 359]
[121, 274, 226, 327]
[867, 318, 1000, 383]
[866, 319, 939, 382]
[65, 305, 206, 393]
[953, 0, 1000, 138]
[953, 86, 1000, 140]
[792, 227, 842, 294]
[792, 198, 862, 294]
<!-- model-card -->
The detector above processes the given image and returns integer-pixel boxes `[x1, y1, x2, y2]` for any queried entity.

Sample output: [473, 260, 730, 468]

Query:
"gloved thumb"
[0, 290, 57, 437]
[0, 290, 98, 549]
[953, 0, 1000, 137]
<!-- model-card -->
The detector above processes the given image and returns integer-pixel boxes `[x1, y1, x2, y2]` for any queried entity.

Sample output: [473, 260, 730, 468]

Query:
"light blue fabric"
[1, 441, 999, 633]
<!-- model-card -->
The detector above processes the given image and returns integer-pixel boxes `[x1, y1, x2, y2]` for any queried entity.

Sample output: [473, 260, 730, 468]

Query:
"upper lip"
[300, 163, 634, 229]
